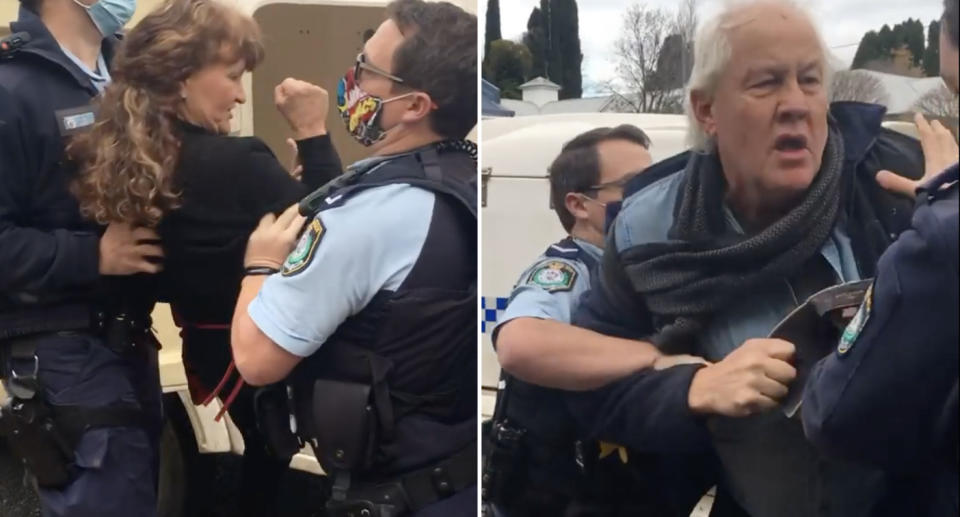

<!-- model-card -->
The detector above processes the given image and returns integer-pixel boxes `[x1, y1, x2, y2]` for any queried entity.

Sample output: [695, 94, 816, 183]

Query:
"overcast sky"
[480, 0, 943, 96]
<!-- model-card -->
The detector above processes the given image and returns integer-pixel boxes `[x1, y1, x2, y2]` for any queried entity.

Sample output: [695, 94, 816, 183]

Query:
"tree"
[853, 31, 884, 69]
[610, 4, 677, 113]
[519, 0, 583, 99]
[483, 40, 533, 100]
[523, 6, 548, 78]
[829, 70, 890, 105]
[914, 84, 960, 119]
[924, 20, 941, 77]
[650, 0, 697, 91]
[608, 1, 697, 113]
[551, 0, 583, 99]
[887, 18, 926, 67]
[484, 0, 501, 55]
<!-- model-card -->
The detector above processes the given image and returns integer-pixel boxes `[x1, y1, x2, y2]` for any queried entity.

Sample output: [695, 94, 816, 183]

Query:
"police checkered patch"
[481, 296, 509, 334]
[526, 261, 577, 293]
[282, 218, 325, 277]
[838, 283, 873, 355]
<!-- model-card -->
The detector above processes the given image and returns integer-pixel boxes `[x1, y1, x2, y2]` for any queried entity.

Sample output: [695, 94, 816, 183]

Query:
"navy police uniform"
[248, 141, 478, 517]
[0, 8, 162, 517]
[803, 164, 959, 517]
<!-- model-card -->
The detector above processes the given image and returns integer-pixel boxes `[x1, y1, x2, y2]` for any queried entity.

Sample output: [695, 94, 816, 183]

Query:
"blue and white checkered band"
[481, 296, 510, 334]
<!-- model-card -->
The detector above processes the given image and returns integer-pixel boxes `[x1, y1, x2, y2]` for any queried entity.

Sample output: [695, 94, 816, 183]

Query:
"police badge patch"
[838, 283, 873, 355]
[526, 261, 577, 292]
[282, 218, 325, 277]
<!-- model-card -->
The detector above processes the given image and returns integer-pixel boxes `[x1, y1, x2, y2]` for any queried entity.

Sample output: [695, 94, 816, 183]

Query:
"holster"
[0, 398, 74, 488]
[481, 419, 527, 506]
[307, 378, 379, 472]
[326, 480, 410, 517]
[0, 333, 149, 489]
[253, 384, 301, 460]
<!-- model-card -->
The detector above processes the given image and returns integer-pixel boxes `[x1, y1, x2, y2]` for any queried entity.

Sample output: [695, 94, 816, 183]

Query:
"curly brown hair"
[69, 0, 264, 227]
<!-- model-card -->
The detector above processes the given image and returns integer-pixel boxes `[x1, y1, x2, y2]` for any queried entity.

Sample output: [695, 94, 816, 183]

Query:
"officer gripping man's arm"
[494, 126, 678, 392]
[486, 126, 716, 516]
[803, 0, 960, 491]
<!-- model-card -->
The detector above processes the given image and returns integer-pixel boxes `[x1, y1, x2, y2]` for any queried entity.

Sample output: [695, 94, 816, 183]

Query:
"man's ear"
[690, 89, 717, 139]
[564, 191, 589, 222]
[399, 91, 436, 125]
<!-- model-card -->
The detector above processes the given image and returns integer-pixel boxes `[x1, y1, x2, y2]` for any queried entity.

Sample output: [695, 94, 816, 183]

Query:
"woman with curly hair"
[68, 0, 341, 513]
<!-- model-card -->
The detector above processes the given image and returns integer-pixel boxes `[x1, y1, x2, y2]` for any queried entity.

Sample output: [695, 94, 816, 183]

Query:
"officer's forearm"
[496, 317, 660, 391]
[231, 275, 301, 386]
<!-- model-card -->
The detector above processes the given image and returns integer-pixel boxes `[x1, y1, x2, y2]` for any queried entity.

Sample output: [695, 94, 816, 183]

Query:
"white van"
[0, 0, 476, 515]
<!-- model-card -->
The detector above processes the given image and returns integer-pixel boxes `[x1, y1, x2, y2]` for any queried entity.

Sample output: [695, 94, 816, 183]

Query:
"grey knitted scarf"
[620, 124, 845, 351]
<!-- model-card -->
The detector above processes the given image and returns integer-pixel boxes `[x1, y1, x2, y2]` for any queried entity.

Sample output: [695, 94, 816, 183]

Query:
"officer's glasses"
[354, 53, 405, 84]
[581, 170, 642, 194]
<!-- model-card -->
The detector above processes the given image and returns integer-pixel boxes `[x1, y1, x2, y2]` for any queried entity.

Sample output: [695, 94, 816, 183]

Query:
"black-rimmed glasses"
[354, 52, 405, 84]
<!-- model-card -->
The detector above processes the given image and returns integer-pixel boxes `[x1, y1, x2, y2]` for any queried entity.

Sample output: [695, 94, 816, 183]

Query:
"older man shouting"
[564, 1, 926, 516]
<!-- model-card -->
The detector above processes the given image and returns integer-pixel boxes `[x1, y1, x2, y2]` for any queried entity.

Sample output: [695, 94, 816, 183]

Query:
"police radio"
[1, 32, 31, 60]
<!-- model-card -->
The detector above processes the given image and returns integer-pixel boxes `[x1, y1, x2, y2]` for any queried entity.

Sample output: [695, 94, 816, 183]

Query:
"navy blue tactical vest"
[292, 143, 477, 480]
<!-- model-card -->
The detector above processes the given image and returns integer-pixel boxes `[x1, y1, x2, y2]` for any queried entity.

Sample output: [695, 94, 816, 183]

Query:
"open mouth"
[774, 134, 808, 153]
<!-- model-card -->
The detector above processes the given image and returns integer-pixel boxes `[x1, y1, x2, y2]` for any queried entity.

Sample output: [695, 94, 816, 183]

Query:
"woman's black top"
[158, 121, 342, 326]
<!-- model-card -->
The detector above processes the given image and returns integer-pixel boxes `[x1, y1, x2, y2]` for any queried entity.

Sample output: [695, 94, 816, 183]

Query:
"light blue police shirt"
[248, 182, 435, 358]
[496, 238, 602, 332]
[59, 46, 110, 94]
[614, 172, 861, 361]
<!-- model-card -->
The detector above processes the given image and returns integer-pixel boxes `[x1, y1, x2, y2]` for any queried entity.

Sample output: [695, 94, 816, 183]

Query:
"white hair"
[684, 0, 834, 151]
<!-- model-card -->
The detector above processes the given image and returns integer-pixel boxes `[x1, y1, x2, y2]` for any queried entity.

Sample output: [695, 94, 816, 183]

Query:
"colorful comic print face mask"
[336, 68, 414, 147]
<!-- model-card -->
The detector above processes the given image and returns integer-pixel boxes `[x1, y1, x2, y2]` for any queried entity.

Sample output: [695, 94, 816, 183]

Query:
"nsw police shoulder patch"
[838, 283, 872, 355]
[283, 218, 325, 277]
[526, 260, 578, 293]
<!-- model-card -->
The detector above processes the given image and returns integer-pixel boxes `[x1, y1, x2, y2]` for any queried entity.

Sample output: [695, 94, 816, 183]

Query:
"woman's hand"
[244, 204, 306, 270]
[275, 78, 329, 141]
[877, 113, 959, 198]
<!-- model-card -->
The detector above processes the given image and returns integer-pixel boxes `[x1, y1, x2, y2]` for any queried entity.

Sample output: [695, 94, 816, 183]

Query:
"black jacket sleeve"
[803, 187, 959, 473]
[564, 232, 714, 453]
[235, 135, 342, 216]
[0, 87, 100, 294]
[297, 134, 343, 191]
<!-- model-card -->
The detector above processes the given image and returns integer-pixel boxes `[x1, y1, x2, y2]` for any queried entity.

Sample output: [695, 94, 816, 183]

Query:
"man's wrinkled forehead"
[362, 19, 405, 72]
[723, 3, 825, 68]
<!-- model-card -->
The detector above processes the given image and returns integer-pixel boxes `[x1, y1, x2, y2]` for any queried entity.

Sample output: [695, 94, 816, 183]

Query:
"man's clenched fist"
[687, 338, 797, 417]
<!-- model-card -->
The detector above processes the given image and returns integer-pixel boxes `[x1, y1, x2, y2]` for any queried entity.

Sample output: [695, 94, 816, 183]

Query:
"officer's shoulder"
[520, 255, 585, 294]
[912, 176, 959, 263]
[335, 182, 435, 217]
[0, 56, 35, 97]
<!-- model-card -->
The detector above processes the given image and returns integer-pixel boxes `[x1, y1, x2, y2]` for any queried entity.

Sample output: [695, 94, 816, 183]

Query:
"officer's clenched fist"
[687, 338, 797, 417]
[244, 204, 307, 270]
[275, 77, 329, 140]
[98, 223, 163, 275]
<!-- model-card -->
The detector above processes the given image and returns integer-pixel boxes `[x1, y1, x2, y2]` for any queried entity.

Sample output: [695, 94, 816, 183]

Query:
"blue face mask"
[72, 0, 136, 38]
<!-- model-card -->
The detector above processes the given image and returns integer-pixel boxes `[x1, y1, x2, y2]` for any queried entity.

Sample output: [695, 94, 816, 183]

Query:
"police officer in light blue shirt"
[485, 125, 714, 516]
[230, 2, 478, 516]
[247, 181, 434, 357]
